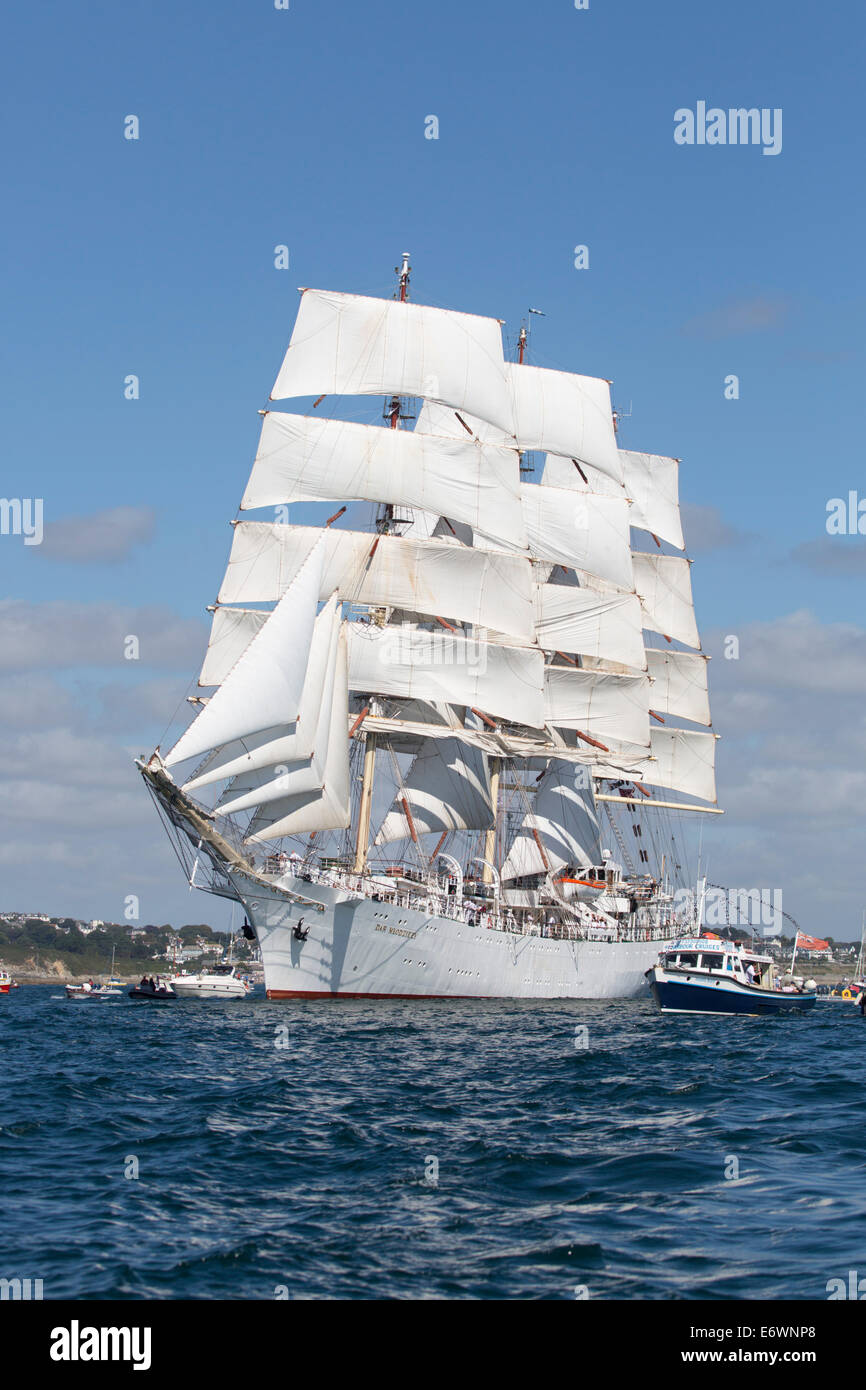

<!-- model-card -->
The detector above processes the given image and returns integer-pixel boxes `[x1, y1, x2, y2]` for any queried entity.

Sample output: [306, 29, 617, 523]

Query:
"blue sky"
[1, 0, 864, 934]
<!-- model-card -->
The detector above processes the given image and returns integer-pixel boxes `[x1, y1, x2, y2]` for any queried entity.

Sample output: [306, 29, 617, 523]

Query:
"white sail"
[271, 289, 513, 433]
[646, 648, 711, 726]
[214, 613, 341, 817]
[542, 449, 684, 550]
[375, 738, 493, 844]
[198, 606, 268, 687]
[505, 361, 622, 483]
[500, 760, 602, 880]
[187, 598, 341, 789]
[544, 667, 650, 747]
[165, 540, 324, 768]
[414, 399, 512, 445]
[632, 552, 700, 649]
[593, 727, 717, 803]
[436, 482, 633, 592]
[347, 622, 546, 728]
[643, 727, 717, 803]
[516, 482, 633, 589]
[241, 412, 527, 549]
[244, 626, 352, 841]
[617, 450, 684, 549]
[220, 522, 534, 640]
[534, 584, 645, 670]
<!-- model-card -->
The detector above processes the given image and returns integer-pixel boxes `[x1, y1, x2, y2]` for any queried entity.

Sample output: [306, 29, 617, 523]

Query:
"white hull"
[170, 977, 248, 999]
[232, 870, 665, 1000]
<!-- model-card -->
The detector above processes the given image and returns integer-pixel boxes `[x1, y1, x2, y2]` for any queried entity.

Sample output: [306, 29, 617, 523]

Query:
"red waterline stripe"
[267, 989, 476, 1000]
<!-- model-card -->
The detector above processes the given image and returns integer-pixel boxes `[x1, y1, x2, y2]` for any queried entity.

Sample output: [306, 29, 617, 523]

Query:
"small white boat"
[0, 968, 13, 995]
[168, 962, 251, 1000]
[646, 937, 817, 1016]
[65, 980, 122, 1001]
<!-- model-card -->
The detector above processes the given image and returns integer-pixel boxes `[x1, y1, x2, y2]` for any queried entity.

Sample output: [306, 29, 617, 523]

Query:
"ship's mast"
[483, 314, 535, 883]
[353, 255, 412, 874]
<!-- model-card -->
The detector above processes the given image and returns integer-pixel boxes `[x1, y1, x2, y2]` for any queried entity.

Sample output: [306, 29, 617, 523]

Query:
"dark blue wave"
[2, 988, 865, 1299]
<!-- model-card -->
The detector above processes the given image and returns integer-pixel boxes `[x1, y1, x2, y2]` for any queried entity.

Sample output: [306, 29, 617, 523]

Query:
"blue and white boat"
[645, 936, 817, 1016]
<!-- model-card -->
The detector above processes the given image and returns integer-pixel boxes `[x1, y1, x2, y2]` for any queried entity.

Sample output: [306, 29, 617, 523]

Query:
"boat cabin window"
[699, 953, 724, 969]
[213, 963, 233, 975]
[676, 953, 698, 968]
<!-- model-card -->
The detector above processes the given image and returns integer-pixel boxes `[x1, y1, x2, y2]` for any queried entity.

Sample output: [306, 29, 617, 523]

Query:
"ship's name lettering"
[375, 924, 417, 939]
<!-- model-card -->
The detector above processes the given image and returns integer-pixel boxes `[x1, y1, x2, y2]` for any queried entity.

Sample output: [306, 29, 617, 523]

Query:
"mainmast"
[354, 254, 412, 874]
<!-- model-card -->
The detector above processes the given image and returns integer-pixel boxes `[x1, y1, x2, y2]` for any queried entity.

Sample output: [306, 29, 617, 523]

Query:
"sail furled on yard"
[270, 289, 514, 433]
[375, 738, 494, 844]
[500, 761, 602, 881]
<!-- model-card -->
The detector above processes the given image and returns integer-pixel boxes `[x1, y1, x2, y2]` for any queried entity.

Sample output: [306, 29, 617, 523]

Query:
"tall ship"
[139, 255, 721, 999]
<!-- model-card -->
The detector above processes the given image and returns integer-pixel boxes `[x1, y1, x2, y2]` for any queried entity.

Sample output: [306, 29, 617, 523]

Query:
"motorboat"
[128, 976, 177, 1000]
[169, 962, 251, 999]
[65, 980, 123, 1001]
[0, 968, 13, 995]
[646, 937, 817, 1015]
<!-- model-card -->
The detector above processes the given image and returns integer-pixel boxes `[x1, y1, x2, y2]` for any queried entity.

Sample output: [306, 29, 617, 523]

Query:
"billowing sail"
[646, 648, 711, 726]
[642, 727, 717, 803]
[271, 289, 513, 433]
[375, 738, 493, 843]
[593, 727, 717, 803]
[214, 614, 341, 817]
[188, 597, 341, 789]
[241, 412, 527, 549]
[243, 625, 352, 841]
[415, 364, 623, 484]
[542, 449, 684, 550]
[500, 760, 602, 880]
[165, 539, 324, 768]
[414, 399, 511, 445]
[544, 667, 650, 746]
[220, 522, 534, 640]
[534, 583, 645, 670]
[517, 482, 633, 589]
[632, 552, 700, 649]
[505, 362, 622, 483]
[347, 622, 545, 728]
[198, 606, 268, 688]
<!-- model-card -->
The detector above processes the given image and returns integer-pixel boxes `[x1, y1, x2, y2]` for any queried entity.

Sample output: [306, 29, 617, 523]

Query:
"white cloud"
[37, 506, 156, 563]
[0, 599, 207, 671]
[681, 294, 790, 340]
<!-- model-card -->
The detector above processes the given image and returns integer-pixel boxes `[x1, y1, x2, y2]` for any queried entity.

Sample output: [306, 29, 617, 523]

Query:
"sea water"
[1, 987, 863, 1299]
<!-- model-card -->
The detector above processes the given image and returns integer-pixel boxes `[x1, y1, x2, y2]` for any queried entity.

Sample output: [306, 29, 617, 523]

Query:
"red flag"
[796, 932, 829, 951]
